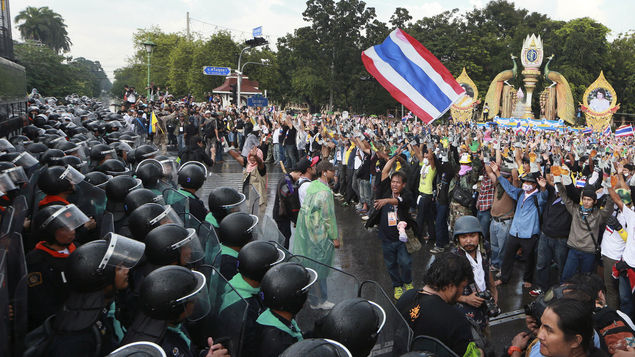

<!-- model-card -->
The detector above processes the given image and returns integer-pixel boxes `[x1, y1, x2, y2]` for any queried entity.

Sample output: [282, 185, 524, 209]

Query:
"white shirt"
[619, 206, 635, 267]
[601, 206, 629, 261]
[298, 178, 311, 206]
[272, 128, 280, 144]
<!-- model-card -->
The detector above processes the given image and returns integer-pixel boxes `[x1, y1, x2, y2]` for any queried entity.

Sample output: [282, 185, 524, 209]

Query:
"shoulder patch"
[409, 304, 420, 322]
[27, 272, 43, 287]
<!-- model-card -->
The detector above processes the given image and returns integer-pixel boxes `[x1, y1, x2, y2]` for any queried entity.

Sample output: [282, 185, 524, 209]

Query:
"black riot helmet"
[38, 165, 84, 195]
[40, 149, 65, 166]
[135, 144, 159, 161]
[140, 265, 209, 322]
[124, 188, 164, 216]
[237, 241, 285, 282]
[84, 171, 110, 188]
[135, 159, 163, 188]
[260, 262, 318, 315]
[1, 164, 28, 186]
[177, 161, 207, 190]
[128, 203, 183, 242]
[108, 341, 167, 357]
[315, 298, 387, 357]
[144, 224, 204, 266]
[32, 204, 90, 244]
[281, 339, 352, 357]
[1, 151, 39, 169]
[96, 159, 130, 176]
[67, 234, 144, 292]
[55, 140, 82, 156]
[105, 175, 142, 203]
[26, 142, 48, 157]
[218, 212, 258, 248]
[90, 143, 116, 163]
[59, 155, 87, 172]
[207, 187, 246, 222]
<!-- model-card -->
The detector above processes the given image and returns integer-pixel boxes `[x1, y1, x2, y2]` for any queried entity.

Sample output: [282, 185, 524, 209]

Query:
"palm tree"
[14, 6, 72, 53]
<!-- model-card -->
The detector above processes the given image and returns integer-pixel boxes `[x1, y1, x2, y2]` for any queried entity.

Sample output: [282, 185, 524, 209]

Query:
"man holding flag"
[151, 109, 173, 153]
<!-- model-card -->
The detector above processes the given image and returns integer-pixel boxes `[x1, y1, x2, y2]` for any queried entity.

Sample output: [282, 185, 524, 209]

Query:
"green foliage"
[14, 6, 72, 54]
[14, 41, 109, 98]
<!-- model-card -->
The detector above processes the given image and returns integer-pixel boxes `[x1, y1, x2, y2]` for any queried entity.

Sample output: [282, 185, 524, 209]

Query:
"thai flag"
[602, 125, 611, 137]
[582, 127, 593, 135]
[616, 125, 634, 137]
[402, 112, 413, 121]
[576, 179, 587, 188]
[514, 122, 527, 136]
[362, 29, 465, 124]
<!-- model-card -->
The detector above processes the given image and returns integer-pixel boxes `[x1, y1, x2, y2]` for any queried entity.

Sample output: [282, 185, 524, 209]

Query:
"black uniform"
[220, 253, 239, 281]
[161, 325, 195, 357]
[26, 242, 74, 330]
[255, 309, 302, 357]
[178, 189, 208, 223]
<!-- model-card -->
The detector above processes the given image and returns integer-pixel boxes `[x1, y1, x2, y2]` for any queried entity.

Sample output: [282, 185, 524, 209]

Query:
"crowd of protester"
[2, 88, 635, 357]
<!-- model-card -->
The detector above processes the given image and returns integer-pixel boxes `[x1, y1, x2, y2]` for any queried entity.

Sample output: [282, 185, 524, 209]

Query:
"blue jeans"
[434, 203, 449, 248]
[273, 143, 281, 163]
[534, 232, 569, 289]
[381, 239, 412, 287]
[284, 145, 298, 170]
[489, 218, 512, 268]
[477, 209, 491, 241]
[177, 134, 185, 152]
[358, 179, 371, 207]
[561, 248, 596, 282]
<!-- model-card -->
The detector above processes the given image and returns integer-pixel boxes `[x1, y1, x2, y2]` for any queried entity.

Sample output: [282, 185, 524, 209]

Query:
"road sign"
[253, 26, 262, 37]
[203, 66, 231, 76]
[247, 94, 268, 108]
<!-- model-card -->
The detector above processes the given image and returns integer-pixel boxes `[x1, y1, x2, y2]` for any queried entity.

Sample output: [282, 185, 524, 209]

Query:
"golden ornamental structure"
[450, 68, 480, 123]
[580, 71, 620, 131]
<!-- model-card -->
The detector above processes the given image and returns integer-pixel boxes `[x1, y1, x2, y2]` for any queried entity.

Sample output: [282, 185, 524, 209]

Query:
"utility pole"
[186, 12, 190, 39]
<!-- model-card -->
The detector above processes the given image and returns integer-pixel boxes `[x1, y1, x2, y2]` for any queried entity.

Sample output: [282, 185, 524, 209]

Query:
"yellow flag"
[151, 111, 164, 134]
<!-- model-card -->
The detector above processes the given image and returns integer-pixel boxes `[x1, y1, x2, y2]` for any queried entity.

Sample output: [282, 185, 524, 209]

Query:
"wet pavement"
[199, 154, 554, 355]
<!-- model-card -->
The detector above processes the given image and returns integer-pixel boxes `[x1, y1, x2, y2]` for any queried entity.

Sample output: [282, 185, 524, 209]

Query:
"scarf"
[464, 248, 486, 292]
[459, 164, 472, 176]
[246, 148, 264, 173]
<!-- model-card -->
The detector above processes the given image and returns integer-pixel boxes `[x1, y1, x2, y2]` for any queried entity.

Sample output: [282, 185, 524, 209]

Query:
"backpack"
[280, 177, 309, 223]
[594, 307, 635, 355]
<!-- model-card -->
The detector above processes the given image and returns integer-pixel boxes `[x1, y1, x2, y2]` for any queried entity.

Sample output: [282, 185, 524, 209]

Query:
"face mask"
[522, 183, 534, 192]
[423, 158, 429, 166]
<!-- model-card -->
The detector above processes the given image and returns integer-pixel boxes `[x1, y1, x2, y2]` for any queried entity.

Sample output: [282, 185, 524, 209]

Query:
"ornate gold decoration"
[451, 68, 480, 123]
[580, 71, 620, 131]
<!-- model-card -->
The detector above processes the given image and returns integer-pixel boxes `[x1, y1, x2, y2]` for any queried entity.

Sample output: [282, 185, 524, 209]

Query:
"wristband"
[508, 346, 522, 356]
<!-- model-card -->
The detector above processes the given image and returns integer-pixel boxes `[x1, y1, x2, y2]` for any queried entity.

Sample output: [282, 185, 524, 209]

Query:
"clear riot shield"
[358, 281, 413, 357]
[269, 241, 292, 262]
[410, 336, 460, 357]
[254, 215, 286, 246]
[0, 206, 14, 238]
[100, 212, 115, 239]
[241, 185, 260, 216]
[288, 255, 360, 333]
[198, 222, 221, 268]
[0, 232, 28, 357]
[9, 195, 28, 235]
[69, 181, 107, 222]
[23, 165, 46, 212]
[0, 249, 10, 357]
[188, 264, 249, 357]
[162, 188, 189, 221]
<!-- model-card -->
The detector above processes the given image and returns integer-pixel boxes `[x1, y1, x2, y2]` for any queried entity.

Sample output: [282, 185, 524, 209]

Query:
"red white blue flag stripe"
[602, 125, 611, 136]
[616, 125, 634, 137]
[362, 29, 465, 124]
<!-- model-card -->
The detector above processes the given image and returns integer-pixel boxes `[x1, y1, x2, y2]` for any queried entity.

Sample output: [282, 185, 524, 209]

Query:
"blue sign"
[247, 94, 268, 108]
[203, 66, 231, 76]
[253, 26, 262, 37]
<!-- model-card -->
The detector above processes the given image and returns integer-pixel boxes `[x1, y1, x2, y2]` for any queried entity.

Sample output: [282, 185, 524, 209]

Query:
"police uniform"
[177, 189, 208, 222]
[161, 324, 194, 357]
[219, 245, 239, 281]
[255, 308, 303, 357]
[26, 241, 75, 330]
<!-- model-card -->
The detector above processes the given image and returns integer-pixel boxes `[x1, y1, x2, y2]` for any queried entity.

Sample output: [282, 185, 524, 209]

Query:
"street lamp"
[236, 37, 268, 107]
[143, 39, 156, 99]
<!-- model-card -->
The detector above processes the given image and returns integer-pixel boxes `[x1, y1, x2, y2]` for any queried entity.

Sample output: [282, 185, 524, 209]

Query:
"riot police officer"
[176, 161, 208, 222]
[26, 204, 89, 330]
[128, 203, 183, 242]
[218, 212, 258, 280]
[123, 188, 165, 217]
[256, 262, 318, 357]
[44, 234, 144, 356]
[281, 339, 352, 357]
[314, 298, 387, 357]
[37, 165, 83, 208]
[205, 187, 246, 228]
[136, 159, 165, 195]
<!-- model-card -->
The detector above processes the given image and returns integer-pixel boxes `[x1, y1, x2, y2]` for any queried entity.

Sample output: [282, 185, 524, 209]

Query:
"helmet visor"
[11, 151, 38, 168]
[59, 165, 85, 185]
[172, 228, 204, 265]
[0, 173, 17, 193]
[2, 166, 27, 185]
[225, 192, 247, 213]
[100, 148, 118, 161]
[178, 270, 210, 322]
[149, 206, 183, 226]
[99, 233, 146, 271]
[0, 139, 15, 152]
[116, 141, 133, 153]
[367, 300, 387, 335]
[41, 204, 90, 232]
[299, 267, 319, 293]
[159, 159, 179, 184]
[108, 341, 166, 357]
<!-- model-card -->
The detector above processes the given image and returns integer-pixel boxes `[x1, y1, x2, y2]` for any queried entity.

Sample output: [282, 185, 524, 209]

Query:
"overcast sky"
[10, 0, 633, 81]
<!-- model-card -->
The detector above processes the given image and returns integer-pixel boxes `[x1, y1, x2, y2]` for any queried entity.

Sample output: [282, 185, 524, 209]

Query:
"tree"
[14, 6, 72, 54]
[605, 32, 635, 114]
[389, 7, 412, 29]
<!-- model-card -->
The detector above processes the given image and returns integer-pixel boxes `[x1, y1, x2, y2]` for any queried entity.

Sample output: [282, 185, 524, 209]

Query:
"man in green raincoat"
[292, 160, 340, 309]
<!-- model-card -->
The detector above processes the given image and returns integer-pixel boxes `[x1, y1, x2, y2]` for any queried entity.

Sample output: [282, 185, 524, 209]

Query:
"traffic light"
[230, 83, 237, 104]
[245, 37, 268, 47]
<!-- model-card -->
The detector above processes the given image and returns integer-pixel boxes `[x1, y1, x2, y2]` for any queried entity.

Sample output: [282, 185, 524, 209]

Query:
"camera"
[524, 285, 566, 320]
[477, 290, 501, 317]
